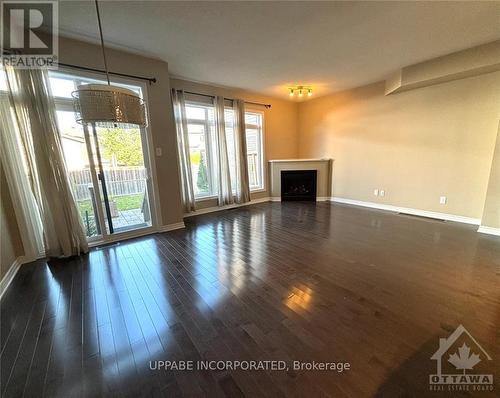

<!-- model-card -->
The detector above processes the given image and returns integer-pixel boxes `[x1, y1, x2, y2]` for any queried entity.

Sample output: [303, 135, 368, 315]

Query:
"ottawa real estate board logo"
[1, 1, 58, 68]
[430, 325, 494, 392]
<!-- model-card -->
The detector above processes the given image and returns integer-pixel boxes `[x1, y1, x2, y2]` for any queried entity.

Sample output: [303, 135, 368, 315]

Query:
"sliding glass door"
[93, 124, 151, 233]
[56, 110, 102, 238]
[52, 71, 156, 241]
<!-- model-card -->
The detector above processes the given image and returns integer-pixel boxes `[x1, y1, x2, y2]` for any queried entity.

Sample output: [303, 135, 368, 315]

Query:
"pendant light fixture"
[72, 0, 147, 128]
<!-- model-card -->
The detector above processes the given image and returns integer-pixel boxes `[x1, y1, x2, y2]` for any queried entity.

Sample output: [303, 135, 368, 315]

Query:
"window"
[185, 102, 264, 198]
[244, 112, 264, 190]
[185, 102, 216, 198]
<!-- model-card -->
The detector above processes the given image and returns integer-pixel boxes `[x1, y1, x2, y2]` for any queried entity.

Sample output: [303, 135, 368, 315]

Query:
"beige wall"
[170, 78, 299, 210]
[1, 164, 24, 280]
[481, 123, 500, 228]
[298, 71, 500, 219]
[57, 36, 184, 226]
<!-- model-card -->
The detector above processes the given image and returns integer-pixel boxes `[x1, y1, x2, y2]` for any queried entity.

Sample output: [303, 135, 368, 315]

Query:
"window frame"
[183, 101, 266, 200]
[245, 109, 266, 193]
[184, 101, 218, 199]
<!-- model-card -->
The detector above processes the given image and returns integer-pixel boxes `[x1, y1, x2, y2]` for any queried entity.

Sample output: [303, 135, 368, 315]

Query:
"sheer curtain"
[0, 97, 45, 261]
[3, 66, 88, 258]
[232, 99, 251, 204]
[171, 89, 196, 212]
[214, 96, 234, 206]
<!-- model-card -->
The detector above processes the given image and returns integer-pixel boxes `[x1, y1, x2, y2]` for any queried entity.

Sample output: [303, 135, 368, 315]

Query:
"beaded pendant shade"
[73, 84, 146, 128]
[72, 0, 147, 129]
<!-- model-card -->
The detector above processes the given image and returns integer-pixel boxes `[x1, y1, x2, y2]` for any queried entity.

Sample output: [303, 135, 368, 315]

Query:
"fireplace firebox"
[281, 170, 317, 201]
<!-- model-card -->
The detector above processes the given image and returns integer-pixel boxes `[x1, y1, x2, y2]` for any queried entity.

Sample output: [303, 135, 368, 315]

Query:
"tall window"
[185, 102, 216, 198]
[185, 101, 264, 198]
[245, 112, 264, 190]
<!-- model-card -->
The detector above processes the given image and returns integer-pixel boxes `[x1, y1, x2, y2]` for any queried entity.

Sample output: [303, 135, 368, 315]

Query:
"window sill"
[195, 189, 265, 202]
[195, 195, 218, 202]
[250, 187, 266, 193]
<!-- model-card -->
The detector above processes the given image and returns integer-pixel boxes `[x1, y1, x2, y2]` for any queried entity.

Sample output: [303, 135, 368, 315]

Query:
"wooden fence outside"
[69, 167, 147, 201]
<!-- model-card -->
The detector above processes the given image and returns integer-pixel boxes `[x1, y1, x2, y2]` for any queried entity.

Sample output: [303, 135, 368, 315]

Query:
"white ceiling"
[58, 1, 500, 100]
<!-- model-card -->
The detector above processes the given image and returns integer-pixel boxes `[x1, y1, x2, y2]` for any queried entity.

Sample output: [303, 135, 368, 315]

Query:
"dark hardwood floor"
[1, 202, 499, 397]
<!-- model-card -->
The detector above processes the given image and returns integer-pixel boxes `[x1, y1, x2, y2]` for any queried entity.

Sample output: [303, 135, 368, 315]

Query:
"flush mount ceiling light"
[72, 0, 147, 128]
[288, 86, 313, 98]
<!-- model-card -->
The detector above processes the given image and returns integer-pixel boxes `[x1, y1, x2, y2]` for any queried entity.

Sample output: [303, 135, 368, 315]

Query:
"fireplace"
[281, 170, 317, 201]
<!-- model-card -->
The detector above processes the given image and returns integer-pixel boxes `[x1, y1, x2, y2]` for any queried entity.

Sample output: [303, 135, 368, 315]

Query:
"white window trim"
[246, 109, 266, 193]
[185, 101, 218, 199]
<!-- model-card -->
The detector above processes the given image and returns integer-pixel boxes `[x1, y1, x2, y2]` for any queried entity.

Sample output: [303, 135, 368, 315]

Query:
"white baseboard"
[184, 197, 270, 217]
[477, 226, 500, 236]
[0, 256, 26, 300]
[270, 197, 281, 202]
[330, 197, 481, 225]
[157, 221, 186, 232]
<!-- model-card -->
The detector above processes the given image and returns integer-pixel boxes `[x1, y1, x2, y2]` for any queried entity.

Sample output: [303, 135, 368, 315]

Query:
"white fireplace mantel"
[268, 158, 333, 201]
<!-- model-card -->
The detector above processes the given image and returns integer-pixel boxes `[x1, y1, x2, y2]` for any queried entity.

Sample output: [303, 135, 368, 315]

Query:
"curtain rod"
[183, 90, 272, 109]
[1, 50, 157, 84]
[58, 62, 157, 84]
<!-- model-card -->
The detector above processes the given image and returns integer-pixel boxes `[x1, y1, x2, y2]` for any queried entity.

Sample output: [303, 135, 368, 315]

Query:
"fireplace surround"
[269, 158, 333, 201]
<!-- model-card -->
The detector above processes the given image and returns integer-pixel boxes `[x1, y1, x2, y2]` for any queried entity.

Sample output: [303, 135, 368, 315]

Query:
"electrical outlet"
[155, 147, 162, 156]
[440, 196, 447, 204]
[374, 189, 379, 196]
[380, 190, 385, 197]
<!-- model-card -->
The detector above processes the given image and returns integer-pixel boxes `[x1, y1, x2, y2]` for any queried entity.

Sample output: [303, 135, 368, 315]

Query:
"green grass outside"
[113, 194, 144, 211]
[77, 193, 144, 216]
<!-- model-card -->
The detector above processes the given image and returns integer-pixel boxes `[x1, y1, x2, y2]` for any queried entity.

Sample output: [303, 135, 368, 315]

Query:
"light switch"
[374, 189, 379, 196]
[440, 196, 447, 204]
